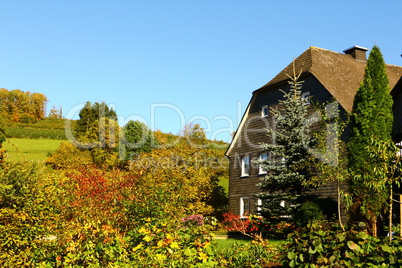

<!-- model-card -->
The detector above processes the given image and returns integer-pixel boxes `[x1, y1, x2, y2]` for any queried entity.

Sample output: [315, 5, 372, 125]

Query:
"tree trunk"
[337, 176, 345, 231]
[400, 195, 402, 239]
[373, 217, 377, 237]
[389, 187, 393, 242]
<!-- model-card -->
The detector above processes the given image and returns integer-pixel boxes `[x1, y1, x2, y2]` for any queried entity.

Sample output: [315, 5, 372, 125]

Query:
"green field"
[3, 138, 63, 162]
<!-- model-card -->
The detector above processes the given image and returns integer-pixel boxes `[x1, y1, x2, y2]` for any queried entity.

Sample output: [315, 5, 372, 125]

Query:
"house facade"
[225, 45, 402, 217]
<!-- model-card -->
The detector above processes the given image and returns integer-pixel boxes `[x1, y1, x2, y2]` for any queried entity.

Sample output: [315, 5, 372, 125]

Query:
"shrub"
[0, 162, 60, 267]
[45, 141, 92, 169]
[293, 200, 326, 228]
[282, 222, 402, 267]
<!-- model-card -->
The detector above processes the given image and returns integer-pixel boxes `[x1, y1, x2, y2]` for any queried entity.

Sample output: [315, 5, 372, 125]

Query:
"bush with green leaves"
[0, 162, 60, 267]
[293, 200, 326, 228]
[283, 222, 402, 267]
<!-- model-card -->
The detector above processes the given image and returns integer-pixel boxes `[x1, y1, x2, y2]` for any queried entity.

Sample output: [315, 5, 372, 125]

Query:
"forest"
[0, 88, 48, 124]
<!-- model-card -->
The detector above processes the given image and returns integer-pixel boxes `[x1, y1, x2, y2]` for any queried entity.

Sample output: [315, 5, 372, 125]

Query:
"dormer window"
[261, 105, 269, 117]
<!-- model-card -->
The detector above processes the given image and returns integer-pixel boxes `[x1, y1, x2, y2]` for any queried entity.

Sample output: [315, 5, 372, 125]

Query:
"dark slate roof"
[256, 46, 402, 112]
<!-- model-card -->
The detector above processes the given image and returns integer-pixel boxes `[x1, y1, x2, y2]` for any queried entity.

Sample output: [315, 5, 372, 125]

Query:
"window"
[241, 155, 250, 177]
[259, 152, 268, 174]
[280, 200, 292, 219]
[257, 198, 262, 213]
[240, 197, 250, 217]
[261, 105, 269, 117]
[302, 91, 310, 105]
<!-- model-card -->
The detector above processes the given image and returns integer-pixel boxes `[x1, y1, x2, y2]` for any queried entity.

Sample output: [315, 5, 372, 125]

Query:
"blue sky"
[1, 1, 401, 142]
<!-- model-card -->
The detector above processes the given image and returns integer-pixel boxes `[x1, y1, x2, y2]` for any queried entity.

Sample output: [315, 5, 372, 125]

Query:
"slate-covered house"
[225, 45, 402, 217]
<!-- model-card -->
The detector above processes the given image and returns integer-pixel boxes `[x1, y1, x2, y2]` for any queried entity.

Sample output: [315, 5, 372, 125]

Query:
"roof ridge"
[256, 47, 314, 90]
[386, 63, 402, 69]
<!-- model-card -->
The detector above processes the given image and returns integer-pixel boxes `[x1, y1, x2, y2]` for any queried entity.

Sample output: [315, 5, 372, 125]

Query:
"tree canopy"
[121, 120, 157, 160]
[0, 88, 47, 123]
[74, 101, 117, 139]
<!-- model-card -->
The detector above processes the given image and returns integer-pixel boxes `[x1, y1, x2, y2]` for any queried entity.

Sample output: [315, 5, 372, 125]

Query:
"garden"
[1, 45, 402, 267]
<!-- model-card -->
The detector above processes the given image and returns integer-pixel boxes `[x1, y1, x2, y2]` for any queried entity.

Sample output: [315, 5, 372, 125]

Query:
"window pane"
[241, 156, 250, 176]
[261, 105, 269, 117]
[241, 197, 250, 217]
[259, 152, 268, 174]
[302, 91, 310, 105]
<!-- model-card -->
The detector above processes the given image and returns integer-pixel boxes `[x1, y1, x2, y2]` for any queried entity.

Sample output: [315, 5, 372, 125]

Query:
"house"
[225, 45, 402, 217]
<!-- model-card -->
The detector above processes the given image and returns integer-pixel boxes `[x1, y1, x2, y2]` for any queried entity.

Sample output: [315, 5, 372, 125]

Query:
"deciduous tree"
[120, 120, 156, 160]
[0, 88, 47, 123]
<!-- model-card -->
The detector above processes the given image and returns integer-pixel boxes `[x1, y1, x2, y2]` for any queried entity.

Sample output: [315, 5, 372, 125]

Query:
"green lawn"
[213, 237, 251, 250]
[213, 234, 285, 250]
[3, 138, 63, 162]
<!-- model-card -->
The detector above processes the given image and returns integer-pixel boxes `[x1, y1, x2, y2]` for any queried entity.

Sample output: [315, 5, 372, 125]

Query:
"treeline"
[0, 88, 47, 123]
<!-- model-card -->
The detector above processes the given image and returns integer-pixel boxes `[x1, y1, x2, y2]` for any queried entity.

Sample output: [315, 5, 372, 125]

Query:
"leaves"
[347, 241, 360, 251]
[0, 88, 47, 124]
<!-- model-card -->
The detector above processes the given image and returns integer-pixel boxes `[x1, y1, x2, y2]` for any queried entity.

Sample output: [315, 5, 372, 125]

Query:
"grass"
[212, 232, 286, 250]
[218, 175, 229, 193]
[3, 138, 63, 162]
[213, 237, 251, 250]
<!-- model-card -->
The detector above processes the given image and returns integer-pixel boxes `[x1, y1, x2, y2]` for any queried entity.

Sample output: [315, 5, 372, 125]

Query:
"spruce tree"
[74, 101, 117, 142]
[256, 74, 317, 221]
[347, 45, 394, 235]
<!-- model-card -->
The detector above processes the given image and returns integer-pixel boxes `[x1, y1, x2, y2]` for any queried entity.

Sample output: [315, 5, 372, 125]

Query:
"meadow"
[3, 138, 63, 162]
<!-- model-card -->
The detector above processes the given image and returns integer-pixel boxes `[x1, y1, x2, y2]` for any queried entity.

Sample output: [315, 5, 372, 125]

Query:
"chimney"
[343, 45, 369, 61]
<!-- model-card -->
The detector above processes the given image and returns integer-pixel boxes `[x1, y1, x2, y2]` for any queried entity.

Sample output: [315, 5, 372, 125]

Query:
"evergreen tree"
[347, 46, 394, 235]
[74, 101, 117, 141]
[72, 102, 119, 167]
[256, 74, 318, 221]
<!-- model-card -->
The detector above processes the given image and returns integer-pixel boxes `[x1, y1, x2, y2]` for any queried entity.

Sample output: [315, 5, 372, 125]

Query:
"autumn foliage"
[222, 212, 259, 233]
[60, 166, 138, 223]
[0, 88, 47, 123]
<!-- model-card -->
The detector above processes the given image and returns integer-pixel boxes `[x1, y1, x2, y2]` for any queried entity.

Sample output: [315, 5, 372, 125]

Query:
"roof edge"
[225, 95, 254, 157]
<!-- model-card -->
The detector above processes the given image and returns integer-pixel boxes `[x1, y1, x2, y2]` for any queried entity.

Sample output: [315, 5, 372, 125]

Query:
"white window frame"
[257, 198, 262, 214]
[280, 200, 292, 219]
[258, 152, 268, 175]
[240, 196, 250, 218]
[261, 105, 269, 117]
[241, 155, 250, 177]
[302, 91, 310, 105]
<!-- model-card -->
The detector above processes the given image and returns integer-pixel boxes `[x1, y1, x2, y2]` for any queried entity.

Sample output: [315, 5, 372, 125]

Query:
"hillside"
[6, 118, 75, 140]
[3, 138, 63, 162]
